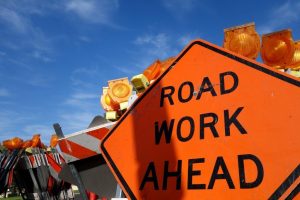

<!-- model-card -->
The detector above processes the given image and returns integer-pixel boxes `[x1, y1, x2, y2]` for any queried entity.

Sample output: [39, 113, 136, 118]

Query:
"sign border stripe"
[101, 40, 300, 200]
[269, 164, 300, 200]
[286, 183, 300, 200]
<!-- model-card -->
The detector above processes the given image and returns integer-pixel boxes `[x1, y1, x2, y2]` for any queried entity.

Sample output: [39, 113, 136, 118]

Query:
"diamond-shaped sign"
[101, 40, 300, 200]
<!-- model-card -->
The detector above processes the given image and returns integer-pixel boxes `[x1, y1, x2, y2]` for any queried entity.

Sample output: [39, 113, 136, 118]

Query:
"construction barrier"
[0, 149, 23, 196]
[54, 116, 125, 200]
[0, 145, 74, 200]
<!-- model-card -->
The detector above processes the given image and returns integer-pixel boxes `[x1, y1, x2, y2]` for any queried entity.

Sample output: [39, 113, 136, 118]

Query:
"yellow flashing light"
[22, 140, 32, 149]
[286, 40, 300, 69]
[50, 134, 58, 148]
[3, 137, 23, 150]
[31, 134, 41, 148]
[101, 87, 119, 111]
[159, 57, 176, 76]
[143, 60, 161, 82]
[224, 22, 260, 59]
[107, 77, 132, 103]
[261, 29, 295, 68]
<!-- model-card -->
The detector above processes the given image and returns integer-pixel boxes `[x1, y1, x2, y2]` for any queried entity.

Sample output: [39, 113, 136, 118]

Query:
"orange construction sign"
[101, 39, 300, 200]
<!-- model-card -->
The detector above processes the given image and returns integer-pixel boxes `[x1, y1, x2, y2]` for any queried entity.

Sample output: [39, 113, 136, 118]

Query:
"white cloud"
[0, 111, 16, 131]
[72, 67, 99, 76]
[32, 51, 53, 62]
[58, 94, 101, 135]
[79, 36, 91, 42]
[65, 92, 98, 108]
[178, 33, 199, 47]
[7, 57, 32, 70]
[60, 111, 97, 133]
[257, 26, 274, 36]
[0, 7, 28, 33]
[0, 1, 54, 62]
[0, 110, 29, 141]
[131, 31, 202, 72]
[0, 0, 121, 65]
[113, 66, 137, 75]
[65, 0, 119, 24]
[0, 51, 6, 56]
[0, 0, 52, 16]
[272, 1, 300, 24]
[162, 0, 202, 19]
[72, 93, 98, 100]
[257, 0, 300, 34]
[70, 67, 103, 87]
[0, 88, 10, 97]
[60, 66, 105, 133]
[0, 106, 56, 142]
[134, 33, 173, 58]
[132, 33, 176, 71]
[134, 35, 153, 45]
[131, 32, 197, 71]
[27, 74, 53, 87]
[23, 124, 54, 142]
[66, 0, 96, 19]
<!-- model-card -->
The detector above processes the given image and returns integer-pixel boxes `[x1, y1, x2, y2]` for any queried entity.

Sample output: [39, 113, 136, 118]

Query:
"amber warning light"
[261, 29, 295, 68]
[224, 22, 260, 60]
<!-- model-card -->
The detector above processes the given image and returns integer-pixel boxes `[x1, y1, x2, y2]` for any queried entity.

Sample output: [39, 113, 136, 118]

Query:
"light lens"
[111, 83, 130, 98]
[159, 57, 176, 76]
[100, 87, 119, 111]
[287, 41, 300, 69]
[108, 78, 132, 103]
[143, 60, 161, 82]
[31, 134, 41, 147]
[50, 134, 58, 148]
[224, 22, 260, 59]
[261, 29, 295, 68]
[22, 140, 32, 149]
[3, 137, 23, 150]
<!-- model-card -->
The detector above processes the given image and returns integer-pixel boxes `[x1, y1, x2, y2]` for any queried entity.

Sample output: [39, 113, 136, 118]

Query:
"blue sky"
[0, 0, 299, 144]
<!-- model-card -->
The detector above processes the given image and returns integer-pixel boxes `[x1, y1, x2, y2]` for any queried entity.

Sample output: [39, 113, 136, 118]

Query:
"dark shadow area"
[59, 154, 118, 199]
[131, 80, 184, 199]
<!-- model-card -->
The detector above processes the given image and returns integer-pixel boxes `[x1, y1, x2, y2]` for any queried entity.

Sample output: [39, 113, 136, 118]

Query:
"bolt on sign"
[101, 40, 300, 200]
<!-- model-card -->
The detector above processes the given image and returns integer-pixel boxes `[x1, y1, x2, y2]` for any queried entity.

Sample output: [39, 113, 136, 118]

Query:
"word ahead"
[140, 154, 264, 190]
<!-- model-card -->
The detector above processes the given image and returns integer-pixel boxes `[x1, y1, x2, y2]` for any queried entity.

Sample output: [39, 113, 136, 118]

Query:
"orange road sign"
[101, 39, 300, 200]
